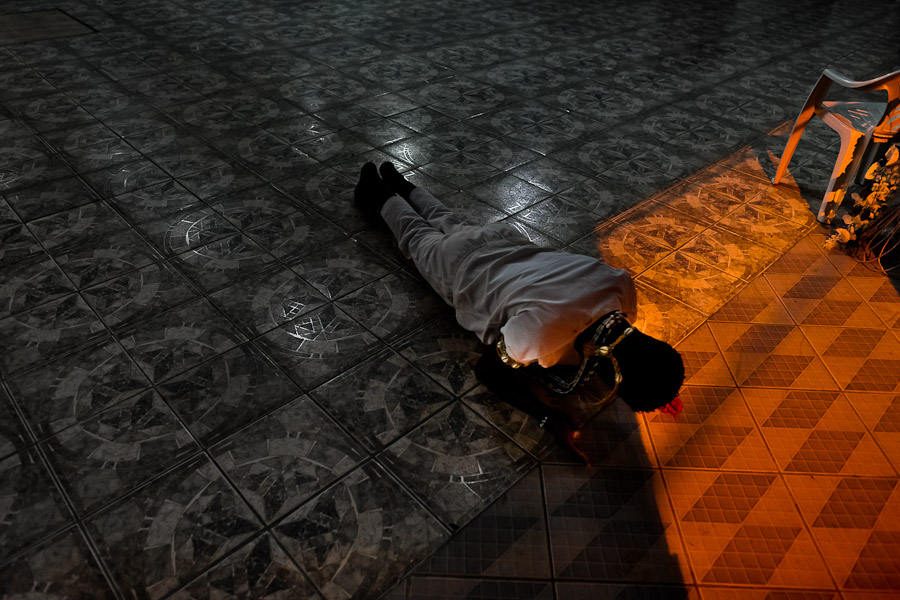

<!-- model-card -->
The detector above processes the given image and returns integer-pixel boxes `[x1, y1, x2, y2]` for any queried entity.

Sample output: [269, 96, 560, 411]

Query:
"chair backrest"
[825, 68, 900, 140]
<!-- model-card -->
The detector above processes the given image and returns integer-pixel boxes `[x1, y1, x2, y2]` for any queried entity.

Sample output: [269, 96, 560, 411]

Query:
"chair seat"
[818, 101, 885, 134]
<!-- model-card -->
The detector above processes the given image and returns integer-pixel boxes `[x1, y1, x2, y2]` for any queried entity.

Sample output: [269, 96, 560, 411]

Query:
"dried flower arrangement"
[824, 140, 900, 272]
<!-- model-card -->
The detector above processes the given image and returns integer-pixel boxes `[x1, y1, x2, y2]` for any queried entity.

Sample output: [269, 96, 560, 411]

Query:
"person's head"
[592, 328, 684, 412]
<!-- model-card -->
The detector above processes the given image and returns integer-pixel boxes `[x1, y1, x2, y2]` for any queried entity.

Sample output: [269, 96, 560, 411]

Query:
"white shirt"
[451, 236, 638, 368]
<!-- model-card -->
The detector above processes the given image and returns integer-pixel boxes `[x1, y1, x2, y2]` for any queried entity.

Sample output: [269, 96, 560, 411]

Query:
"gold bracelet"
[496, 336, 524, 369]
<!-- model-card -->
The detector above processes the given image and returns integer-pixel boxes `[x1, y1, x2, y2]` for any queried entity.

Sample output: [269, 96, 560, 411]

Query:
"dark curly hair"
[593, 328, 685, 412]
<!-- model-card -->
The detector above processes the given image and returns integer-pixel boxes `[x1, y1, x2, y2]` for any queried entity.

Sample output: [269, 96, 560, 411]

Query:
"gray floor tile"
[213, 396, 365, 524]
[117, 298, 246, 383]
[5, 335, 150, 440]
[157, 342, 301, 447]
[86, 454, 262, 599]
[273, 461, 448, 600]
[0, 528, 116, 599]
[169, 533, 321, 600]
[1, 0, 899, 596]
[43, 389, 198, 515]
[379, 401, 534, 528]
[311, 348, 454, 452]
[0, 447, 72, 563]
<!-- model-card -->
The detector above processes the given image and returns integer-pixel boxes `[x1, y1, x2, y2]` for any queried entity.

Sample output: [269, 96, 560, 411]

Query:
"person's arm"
[474, 348, 592, 465]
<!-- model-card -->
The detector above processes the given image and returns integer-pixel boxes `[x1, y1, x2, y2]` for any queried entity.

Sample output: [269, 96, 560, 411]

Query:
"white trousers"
[380, 188, 522, 307]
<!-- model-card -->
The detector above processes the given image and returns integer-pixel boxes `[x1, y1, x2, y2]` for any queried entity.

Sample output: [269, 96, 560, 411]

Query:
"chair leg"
[773, 116, 811, 184]
[817, 129, 867, 223]
[774, 74, 833, 185]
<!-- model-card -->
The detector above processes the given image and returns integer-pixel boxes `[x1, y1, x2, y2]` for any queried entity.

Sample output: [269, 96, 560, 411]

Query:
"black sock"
[354, 162, 392, 214]
[379, 161, 416, 200]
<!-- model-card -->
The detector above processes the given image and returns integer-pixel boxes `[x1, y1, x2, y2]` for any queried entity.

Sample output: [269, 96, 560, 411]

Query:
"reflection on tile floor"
[2, 0, 900, 598]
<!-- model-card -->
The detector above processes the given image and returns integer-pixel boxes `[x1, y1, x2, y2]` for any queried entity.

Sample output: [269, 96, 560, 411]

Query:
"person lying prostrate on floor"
[353, 161, 684, 464]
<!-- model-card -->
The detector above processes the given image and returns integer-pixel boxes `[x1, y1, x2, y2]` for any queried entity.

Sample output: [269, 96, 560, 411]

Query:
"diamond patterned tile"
[765, 236, 842, 277]
[709, 277, 794, 325]
[548, 393, 659, 469]
[847, 278, 900, 329]
[845, 392, 900, 472]
[771, 276, 883, 327]
[543, 466, 690, 583]
[709, 323, 838, 390]
[415, 468, 550, 579]
[843, 530, 900, 591]
[406, 577, 553, 600]
[2, 2, 899, 597]
[802, 326, 900, 393]
[698, 589, 839, 599]
[665, 470, 831, 589]
[647, 385, 775, 472]
[675, 324, 736, 387]
[558, 582, 700, 599]
[743, 388, 895, 477]
[785, 474, 900, 592]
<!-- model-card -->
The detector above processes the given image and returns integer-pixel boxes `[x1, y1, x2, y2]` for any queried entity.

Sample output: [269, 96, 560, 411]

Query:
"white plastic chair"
[773, 68, 900, 223]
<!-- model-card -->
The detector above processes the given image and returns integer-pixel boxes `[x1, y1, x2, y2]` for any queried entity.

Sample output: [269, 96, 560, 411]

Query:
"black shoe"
[379, 161, 416, 200]
[354, 162, 393, 216]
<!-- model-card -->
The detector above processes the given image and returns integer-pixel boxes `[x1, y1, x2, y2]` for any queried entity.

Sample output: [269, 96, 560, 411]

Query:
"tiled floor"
[1, 0, 900, 599]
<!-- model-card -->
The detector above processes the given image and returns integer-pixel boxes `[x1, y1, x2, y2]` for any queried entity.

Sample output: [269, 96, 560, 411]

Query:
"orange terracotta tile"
[708, 277, 794, 325]
[742, 388, 896, 477]
[765, 238, 841, 277]
[699, 588, 839, 599]
[845, 391, 900, 473]
[847, 277, 900, 329]
[709, 323, 838, 390]
[784, 473, 900, 591]
[777, 279, 885, 328]
[666, 470, 833, 588]
[675, 325, 737, 387]
[647, 386, 775, 471]
[802, 326, 900, 393]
